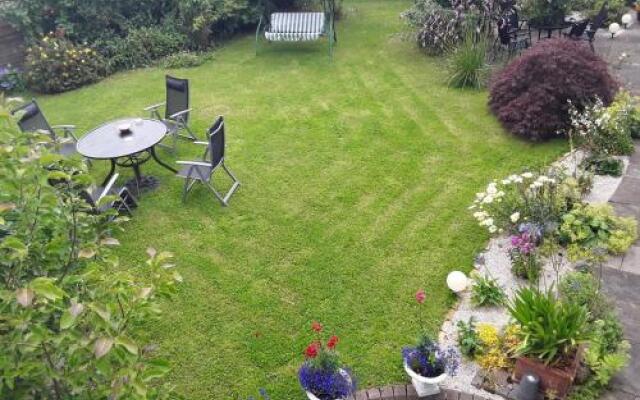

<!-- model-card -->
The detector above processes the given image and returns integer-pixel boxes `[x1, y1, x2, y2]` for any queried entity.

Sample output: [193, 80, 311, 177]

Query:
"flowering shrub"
[25, 35, 106, 94]
[489, 39, 618, 141]
[559, 203, 637, 261]
[567, 94, 636, 157]
[456, 320, 520, 370]
[470, 169, 583, 235]
[298, 321, 355, 399]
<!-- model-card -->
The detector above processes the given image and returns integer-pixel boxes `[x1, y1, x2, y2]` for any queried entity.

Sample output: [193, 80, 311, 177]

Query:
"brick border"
[346, 384, 489, 400]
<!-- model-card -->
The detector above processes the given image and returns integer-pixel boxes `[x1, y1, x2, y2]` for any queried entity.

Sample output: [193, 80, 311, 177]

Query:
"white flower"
[488, 225, 498, 233]
[510, 212, 520, 223]
[482, 195, 494, 204]
[496, 191, 505, 198]
[512, 176, 523, 183]
[501, 179, 511, 185]
[486, 184, 498, 195]
[483, 218, 494, 227]
[522, 172, 534, 179]
[473, 211, 486, 220]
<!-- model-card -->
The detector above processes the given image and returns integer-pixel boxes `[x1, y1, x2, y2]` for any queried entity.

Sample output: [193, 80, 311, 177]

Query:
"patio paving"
[601, 140, 640, 399]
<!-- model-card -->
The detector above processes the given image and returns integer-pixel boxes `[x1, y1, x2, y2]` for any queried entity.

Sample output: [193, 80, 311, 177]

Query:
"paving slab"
[610, 202, 640, 220]
[609, 176, 640, 205]
[620, 245, 640, 274]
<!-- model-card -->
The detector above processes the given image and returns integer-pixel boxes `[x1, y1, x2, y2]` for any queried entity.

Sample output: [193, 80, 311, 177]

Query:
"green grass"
[36, 1, 566, 398]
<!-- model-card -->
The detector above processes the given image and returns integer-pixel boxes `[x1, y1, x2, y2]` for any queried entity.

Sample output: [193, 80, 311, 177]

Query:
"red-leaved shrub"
[489, 39, 618, 141]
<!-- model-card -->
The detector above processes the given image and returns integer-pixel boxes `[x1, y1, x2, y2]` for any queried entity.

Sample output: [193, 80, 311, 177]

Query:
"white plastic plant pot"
[403, 362, 447, 397]
[304, 369, 353, 400]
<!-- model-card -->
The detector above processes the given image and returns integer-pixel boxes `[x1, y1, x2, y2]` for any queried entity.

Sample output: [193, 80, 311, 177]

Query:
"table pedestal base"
[125, 175, 160, 196]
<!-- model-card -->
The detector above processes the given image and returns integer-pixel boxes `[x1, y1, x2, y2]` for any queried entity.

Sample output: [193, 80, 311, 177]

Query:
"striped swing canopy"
[256, 0, 337, 57]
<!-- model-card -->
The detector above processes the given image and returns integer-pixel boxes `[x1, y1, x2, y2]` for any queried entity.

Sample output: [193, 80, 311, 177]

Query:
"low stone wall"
[347, 385, 489, 400]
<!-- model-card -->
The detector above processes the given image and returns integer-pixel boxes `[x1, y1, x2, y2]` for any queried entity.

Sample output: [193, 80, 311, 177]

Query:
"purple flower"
[402, 337, 460, 378]
[298, 363, 356, 399]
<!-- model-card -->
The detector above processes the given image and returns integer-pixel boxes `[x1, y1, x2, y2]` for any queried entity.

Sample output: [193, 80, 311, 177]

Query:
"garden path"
[600, 141, 640, 400]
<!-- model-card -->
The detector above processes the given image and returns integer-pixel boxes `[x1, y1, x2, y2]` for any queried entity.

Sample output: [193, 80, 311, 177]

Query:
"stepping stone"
[610, 176, 640, 205]
[609, 203, 640, 220]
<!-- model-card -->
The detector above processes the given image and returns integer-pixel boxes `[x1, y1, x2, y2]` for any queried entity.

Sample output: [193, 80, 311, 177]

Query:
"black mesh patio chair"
[564, 18, 590, 38]
[565, 2, 608, 51]
[496, 9, 531, 54]
[11, 99, 88, 164]
[80, 173, 138, 217]
[144, 75, 198, 153]
[175, 116, 240, 205]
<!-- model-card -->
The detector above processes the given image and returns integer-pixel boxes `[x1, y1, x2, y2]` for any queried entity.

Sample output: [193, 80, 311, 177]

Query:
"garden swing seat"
[256, 0, 337, 57]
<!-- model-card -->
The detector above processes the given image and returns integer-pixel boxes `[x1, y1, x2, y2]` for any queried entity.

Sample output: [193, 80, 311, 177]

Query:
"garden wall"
[0, 19, 25, 67]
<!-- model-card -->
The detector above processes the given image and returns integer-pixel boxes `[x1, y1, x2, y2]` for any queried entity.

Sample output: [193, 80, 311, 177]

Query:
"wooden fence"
[0, 17, 25, 67]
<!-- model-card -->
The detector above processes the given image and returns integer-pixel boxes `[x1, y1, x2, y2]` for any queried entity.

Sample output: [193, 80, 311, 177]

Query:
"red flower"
[304, 342, 319, 358]
[415, 289, 426, 304]
[311, 321, 323, 333]
[327, 335, 339, 350]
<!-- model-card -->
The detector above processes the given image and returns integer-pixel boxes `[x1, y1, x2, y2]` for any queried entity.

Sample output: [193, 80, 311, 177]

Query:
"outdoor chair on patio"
[175, 116, 240, 205]
[496, 7, 531, 54]
[80, 173, 138, 217]
[144, 75, 197, 154]
[566, 1, 608, 51]
[12, 99, 88, 164]
[255, 0, 337, 57]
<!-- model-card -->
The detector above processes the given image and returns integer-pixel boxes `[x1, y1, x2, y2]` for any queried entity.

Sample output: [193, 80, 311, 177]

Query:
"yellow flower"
[477, 324, 500, 349]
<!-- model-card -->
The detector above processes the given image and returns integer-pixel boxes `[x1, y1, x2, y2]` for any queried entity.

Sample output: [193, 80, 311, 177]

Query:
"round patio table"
[77, 118, 177, 191]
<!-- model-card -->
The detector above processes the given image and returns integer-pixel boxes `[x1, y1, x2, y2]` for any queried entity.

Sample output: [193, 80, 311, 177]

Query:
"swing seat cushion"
[265, 12, 326, 41]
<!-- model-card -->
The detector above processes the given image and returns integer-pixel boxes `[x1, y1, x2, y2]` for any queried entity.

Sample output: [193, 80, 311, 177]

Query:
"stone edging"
[347, 385, 489, 400]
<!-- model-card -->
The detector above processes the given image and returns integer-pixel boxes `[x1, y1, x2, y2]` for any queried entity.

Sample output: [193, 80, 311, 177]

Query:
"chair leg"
[205, 182, 229, 207]
[221, 163, 241, 205]
[182, 178, 191, 203]
[178, 124, 198, 141]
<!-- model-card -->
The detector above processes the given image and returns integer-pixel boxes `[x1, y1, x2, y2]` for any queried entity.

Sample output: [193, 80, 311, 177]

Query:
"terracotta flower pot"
[403, 362, 447, 397]
[513, 351, 582, 399]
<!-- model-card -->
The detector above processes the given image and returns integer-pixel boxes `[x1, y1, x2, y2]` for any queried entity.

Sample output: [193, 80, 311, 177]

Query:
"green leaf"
[142, 359, 171, 381]
[60, 310, 75, 329]
[115, 336, 138, 355]
[30, 277, 66, 301]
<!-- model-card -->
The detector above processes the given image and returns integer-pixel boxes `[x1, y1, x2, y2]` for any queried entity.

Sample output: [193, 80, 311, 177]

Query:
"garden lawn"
[36, 0, 566, 398]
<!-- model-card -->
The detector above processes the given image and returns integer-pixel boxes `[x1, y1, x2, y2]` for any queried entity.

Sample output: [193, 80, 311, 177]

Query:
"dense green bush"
[25, 35, 106, 93]
[0, 99, 181, 398]
[97, 27, 186, 72]
[161, 51, 214, 69]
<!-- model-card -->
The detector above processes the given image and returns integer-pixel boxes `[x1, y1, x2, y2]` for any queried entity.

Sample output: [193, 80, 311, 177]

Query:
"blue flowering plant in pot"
[298, 321, 356, 400]
[402, 290, 460, 397]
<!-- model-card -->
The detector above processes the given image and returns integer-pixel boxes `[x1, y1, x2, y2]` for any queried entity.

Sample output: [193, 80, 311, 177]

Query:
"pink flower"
[311, 321, 323, 333]
[415, 289, 426, 304]
[327, 335, 339, 350]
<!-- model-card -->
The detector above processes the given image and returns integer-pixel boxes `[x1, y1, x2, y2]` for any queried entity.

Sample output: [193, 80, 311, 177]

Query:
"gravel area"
[436, 151, 629, 399]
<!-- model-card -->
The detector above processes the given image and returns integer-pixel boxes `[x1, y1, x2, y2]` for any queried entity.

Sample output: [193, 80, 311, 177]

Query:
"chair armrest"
[98, 173, 120, 202]
[168, 108, 192, 120]
[51, 125, 78, 141]
[176, 161, 212, 167]
[144, 102, 165, 112]
[193, 141, 209, 146]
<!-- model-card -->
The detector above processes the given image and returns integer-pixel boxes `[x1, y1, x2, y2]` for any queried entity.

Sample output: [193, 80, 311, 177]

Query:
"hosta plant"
[470, 273, 507, 307]
[559, 203, 637, 261]
[508, 287, 589, 366]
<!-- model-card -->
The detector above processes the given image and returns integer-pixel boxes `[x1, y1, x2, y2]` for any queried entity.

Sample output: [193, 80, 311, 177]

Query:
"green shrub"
[559, 203, 638, 261]
[0, 100, 181, 398]
[582, 155, 624, 176]
[447, 32, 488, 89]
[508, 287, 589, 365]
[161, 51, 213, 69]
[25, 35, 106, 94]
[456, 317, 482, 357]
[99, 27, 186, 72]
[629, 107, 640, 139]
[509, 248, 542, 281]
[569, 93, 636, 157]
[471, 273, 507, 307]
[558, 271, 611, 319]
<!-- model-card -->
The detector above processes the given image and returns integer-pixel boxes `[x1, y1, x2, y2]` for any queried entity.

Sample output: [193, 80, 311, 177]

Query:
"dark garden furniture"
[255, 0, 337, 57]
[496, 8, 531, 54]
[564, 3, 608, 51]
[80, 173, 138, 218]
[535, 22, 571, 39]
[11, 99, 89, 165]
[144, 75, 197, 154]
[175, 116, 240, 205]
[76, 118, 177, 193]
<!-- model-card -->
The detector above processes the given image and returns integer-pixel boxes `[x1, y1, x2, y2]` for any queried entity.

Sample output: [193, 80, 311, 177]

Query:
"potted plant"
[508, 288, 589, 399]
[402, 289, 460, 396]
[298, 321, 356, 400]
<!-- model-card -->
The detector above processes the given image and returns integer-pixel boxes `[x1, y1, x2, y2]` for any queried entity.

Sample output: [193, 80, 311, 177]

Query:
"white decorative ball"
[446, 271, 468, 293]
[609, 22, 621, 35]
[621, 13, 633, 27]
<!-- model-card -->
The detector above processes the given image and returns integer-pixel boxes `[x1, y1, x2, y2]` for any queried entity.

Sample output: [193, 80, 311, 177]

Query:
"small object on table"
[76, 118, 177, 196]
